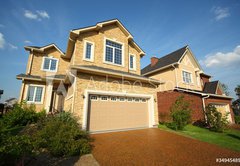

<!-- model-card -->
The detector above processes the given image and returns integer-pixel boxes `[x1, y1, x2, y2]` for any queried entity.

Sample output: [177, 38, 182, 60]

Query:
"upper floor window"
[26, 85, 44, 103]
[83, 41, 94, 61]
[42, 57, 58, 72]
[105, 39, 123, 65]
[129, 54, 136, 70]
[182, 71, 192, 84]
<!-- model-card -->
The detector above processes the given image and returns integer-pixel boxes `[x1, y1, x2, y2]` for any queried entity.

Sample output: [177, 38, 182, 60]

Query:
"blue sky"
[0, 0, 240, 102]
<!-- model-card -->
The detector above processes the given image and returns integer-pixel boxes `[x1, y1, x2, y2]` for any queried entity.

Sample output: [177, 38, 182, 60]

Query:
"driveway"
[91, 128, 240, 166]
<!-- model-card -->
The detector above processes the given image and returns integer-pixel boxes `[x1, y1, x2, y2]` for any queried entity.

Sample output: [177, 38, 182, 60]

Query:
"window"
[127, 98, 133, 102]
[42, 57, 58, 72]
[105, 39, 123, 65]
[110, 97, 117, 101]
[83, 41, 94, 61]
[90, 95, 98, 101]
[182, 71, 192, 84]
[141, 98, 147, 103]
[129, 54, 136, 70]
[26, 86, 44, 103]
[101, 96, 108, 101]
[119, 97, 125, 102]
[134, 98, 140, 102]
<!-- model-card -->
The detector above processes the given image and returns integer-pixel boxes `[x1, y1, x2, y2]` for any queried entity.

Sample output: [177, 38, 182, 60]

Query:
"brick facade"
[157, 90, 205, 123]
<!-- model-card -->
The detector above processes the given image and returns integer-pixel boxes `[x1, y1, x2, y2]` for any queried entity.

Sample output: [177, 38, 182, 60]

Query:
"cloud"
[24, 10, 38, 20]
[201, 45, 240, 68]
[8, 43, 18, 50]
[36, 10, 50, 19]
[0, 32, 6, 49]
[24, 40, 32, 44]
[24, 10, 50, 21]
[212, 7, 230, 21]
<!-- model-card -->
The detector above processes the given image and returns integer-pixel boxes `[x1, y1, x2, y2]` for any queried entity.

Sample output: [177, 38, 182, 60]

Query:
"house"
[17, 19, 162, 132]
[4, 98, 18, 108]
[141, 45, 234, 123]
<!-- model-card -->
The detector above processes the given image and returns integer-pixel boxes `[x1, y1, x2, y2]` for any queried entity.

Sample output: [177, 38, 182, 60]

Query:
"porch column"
[45, 82, 53, 113]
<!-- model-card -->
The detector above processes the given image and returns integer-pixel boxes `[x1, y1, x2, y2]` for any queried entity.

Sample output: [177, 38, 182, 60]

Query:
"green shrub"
[169, 96, 192, 130]
[2, 102, 46, 128]
[0, 134, 34, 166]
[34, 112, 91, 157]
[205, 104, 229, 132]
[235, 116, 240, 124]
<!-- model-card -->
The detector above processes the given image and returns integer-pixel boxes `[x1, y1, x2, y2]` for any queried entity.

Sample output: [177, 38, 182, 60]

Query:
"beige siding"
[175, 51, 202, 91]
[72, 24, 141, 74]
[149, 68, 176, 91]
[29, 48, 70, 77]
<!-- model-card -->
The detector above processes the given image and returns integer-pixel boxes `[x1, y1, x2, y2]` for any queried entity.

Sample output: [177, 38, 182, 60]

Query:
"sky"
[0, 0, 240, 102]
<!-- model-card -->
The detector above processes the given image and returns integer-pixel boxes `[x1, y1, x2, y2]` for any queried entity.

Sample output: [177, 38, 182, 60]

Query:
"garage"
[212, 103, 232, 123]
[87, 94, 150, 132]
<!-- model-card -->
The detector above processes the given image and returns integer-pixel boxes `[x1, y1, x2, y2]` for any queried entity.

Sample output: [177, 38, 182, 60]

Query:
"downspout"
[202, 94, 210, 122]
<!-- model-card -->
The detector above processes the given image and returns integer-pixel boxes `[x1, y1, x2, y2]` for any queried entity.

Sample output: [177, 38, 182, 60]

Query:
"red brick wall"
[157, 91, 205, 123]
[205, 97, 234, 123]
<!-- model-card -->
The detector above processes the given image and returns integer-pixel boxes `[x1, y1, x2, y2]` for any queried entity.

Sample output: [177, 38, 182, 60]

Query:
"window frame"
[41, 56, 59, 72]
[103, 37, 125, 67]
[83, 40, 95, 62]
[100, 96, 108, 101]
[90, 95, 98, 101]
[182, 70, 193, 84]
[129, 54, 136, 71]
[25, 84, 45, 104]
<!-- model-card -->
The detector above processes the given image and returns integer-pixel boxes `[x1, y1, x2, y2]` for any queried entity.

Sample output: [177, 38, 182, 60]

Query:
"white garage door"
[213, 104, 232, 123]
[87, 95, 149, 132]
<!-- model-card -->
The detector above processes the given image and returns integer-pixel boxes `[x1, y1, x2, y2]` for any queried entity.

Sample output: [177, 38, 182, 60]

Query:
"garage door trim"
[82, 90, 155, 130]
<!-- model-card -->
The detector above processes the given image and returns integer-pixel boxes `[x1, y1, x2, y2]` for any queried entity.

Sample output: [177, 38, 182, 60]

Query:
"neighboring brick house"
[141, 46, 234, 123]
[17, 19, 162, 132]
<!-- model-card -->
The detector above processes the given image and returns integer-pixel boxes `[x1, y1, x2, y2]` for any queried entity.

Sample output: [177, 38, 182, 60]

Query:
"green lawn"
[158, 124, 240, 152]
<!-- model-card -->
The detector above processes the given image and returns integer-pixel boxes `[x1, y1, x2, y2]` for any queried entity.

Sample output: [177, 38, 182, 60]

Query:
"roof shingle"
[141, 45, 188, 75]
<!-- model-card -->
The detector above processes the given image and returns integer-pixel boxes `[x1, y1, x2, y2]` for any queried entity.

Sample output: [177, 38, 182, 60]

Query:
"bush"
[34, 112, 91, 157]
[0, 134, 33, 166]
[235, 116, 240, 124]
[205, 104, 229, 132]
[2, 102, 46, 128]
[169, 96, 192, 130]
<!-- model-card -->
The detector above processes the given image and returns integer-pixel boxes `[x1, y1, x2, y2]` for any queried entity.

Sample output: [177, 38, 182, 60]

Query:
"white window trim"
[110, 96, 117, 102]
[129, 54, 136, 71]
[83, 40, 95, 62]
[90, 95, 98, 101]
[127, 98, 133, 102]
[100, 96, 108, 101]
[103, 37, 125, 67]
[119, 97, 125, 102]
[41, 56, 59, 72]
[25, 84, 45, 104]
[182, 69, 194, 84]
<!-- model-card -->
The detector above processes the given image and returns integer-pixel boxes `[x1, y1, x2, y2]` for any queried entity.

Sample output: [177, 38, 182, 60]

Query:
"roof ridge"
[158, 45, 188, 60]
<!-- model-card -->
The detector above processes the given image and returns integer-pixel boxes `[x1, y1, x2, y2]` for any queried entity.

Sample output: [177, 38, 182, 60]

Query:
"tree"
[235, 85, 240, 99]
[221, 83, 229, 96]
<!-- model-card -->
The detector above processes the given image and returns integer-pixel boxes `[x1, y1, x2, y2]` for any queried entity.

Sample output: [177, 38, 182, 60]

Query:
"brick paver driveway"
[91, 128, 240, 166]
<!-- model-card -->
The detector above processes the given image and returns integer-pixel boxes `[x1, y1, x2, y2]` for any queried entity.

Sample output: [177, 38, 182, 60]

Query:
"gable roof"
[65, 19, 145, 59]
[141, 45, 203, 76]
[24, 43, 65, 56]
[203, 81, 219, 94]
[141, 45, 188, 75]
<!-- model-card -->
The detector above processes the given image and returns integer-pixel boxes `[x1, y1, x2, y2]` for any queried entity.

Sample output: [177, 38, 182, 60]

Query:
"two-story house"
[17, 19, 162, 133]
[141, 46, 234, 123]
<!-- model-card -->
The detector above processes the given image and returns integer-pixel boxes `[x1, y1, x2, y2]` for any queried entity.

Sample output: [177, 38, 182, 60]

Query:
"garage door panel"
[88, 96, 149, 132]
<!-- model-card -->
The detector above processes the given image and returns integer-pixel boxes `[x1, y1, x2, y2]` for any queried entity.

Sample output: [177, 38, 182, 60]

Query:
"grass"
[158, 124, 240, 152]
